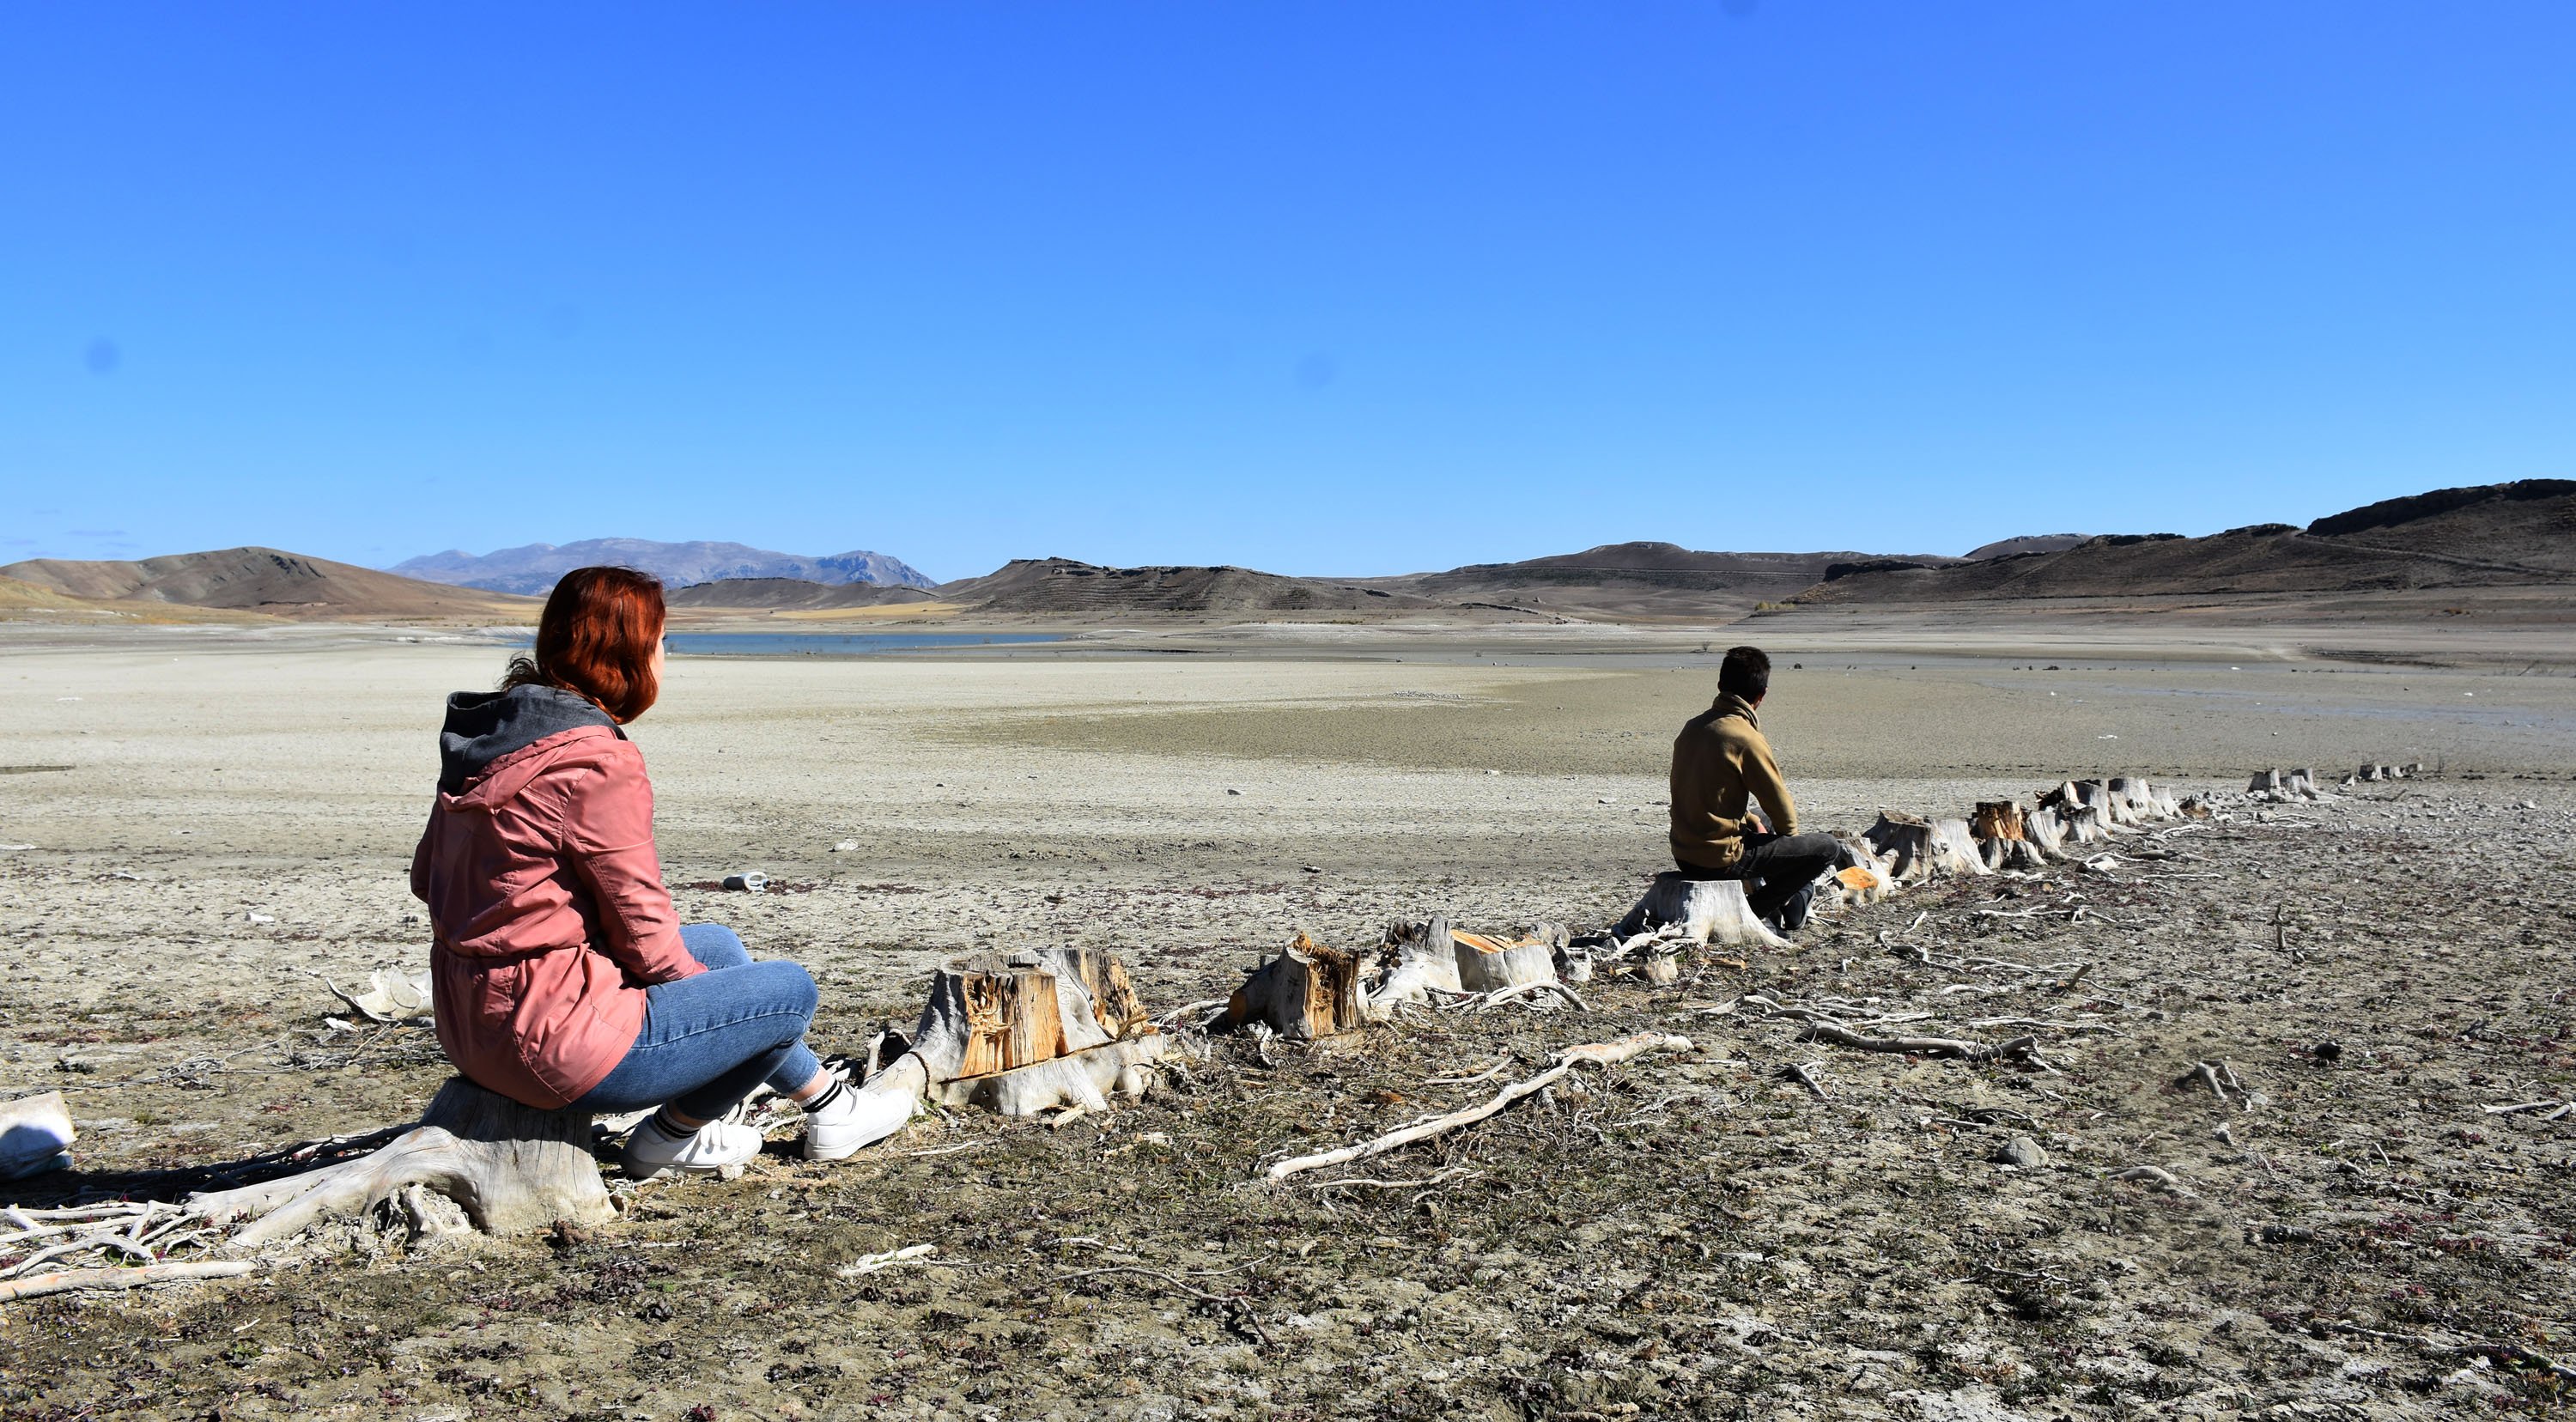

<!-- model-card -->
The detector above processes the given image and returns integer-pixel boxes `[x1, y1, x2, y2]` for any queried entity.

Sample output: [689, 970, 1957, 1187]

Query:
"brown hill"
[0, 547, 537, 620]
[938, 559, 1431, 615]
[665, 578, 940, 611]
[0, 573, 103, 612]
[2303, 478, 2576, 575]
[1963, 533, 2093, 561]
[1364, 542, 1961, 620]
[1791, 481, 2576, 606]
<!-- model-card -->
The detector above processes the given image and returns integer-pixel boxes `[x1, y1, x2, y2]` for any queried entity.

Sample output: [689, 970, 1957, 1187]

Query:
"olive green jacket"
[1668, 692, 1797, 871]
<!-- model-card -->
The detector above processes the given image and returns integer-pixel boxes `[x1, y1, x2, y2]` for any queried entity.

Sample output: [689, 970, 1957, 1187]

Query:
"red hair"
[502, 567, 666, 723]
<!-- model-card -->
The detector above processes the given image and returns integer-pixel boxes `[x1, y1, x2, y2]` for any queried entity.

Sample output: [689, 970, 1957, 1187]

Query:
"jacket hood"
[438, 684, 622, 794]
[1712, 692, 1761, 729]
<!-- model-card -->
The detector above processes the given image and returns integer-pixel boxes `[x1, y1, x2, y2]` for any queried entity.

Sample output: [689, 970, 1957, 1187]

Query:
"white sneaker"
[620, 1114, 764, 1178]
[802, 1082, 915, 1162]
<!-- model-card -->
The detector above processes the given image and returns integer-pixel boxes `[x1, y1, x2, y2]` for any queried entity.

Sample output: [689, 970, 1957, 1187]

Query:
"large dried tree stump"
[1864, 811, 1938, 883]
[1363, 918, 1467, 1017]
[188, 1078, 614, 1247]
[920, 950, 1165, 1115]
[1971, 800, 2027, 842]
[1225, 932, 1366, 1039]
[1451, 930, 1561, 992]
[2022, 806, 2070, 860]
[1928, 817, 1990, 876]
[1614, 873, 1789, 949]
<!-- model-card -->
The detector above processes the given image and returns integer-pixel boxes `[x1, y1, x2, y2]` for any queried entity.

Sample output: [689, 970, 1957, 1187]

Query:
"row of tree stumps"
[15, 766, 2251, 1286]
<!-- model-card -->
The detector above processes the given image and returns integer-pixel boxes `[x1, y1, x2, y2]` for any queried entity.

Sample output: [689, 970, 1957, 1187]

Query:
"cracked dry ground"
[4, 782, 2574, 1421]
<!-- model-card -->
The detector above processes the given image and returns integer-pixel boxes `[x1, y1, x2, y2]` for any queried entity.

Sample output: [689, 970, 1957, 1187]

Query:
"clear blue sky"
[6, 3, 2571, 582]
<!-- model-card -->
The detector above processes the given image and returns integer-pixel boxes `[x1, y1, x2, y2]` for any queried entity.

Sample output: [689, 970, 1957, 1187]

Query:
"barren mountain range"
[4, 480, 2567, 624]
[392, 538, 933, 594]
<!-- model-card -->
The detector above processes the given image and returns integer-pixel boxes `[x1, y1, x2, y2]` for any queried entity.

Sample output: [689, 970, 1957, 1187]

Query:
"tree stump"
[920, 951, 1165, 1115]
[2022, 806, 2070, 860]
[2062, 805, 2111, 843]
[1451, 930, 1559, 993]
[938, 961, 1070, 1077]
[1048, 947, 1150, 1040]
[1363, 918, 1467, 1017]
[1225, 932, 1365, 1039]
[1615, 873, 1788, 949]
[1, 1091, 76, 1180]
[188, 1078, 613, 1247]
[1927, 817, 1990, 876]
[1864, 811, 1938, 883]
[1971, 800, 2027, 842]
[2248, 769, 2282, 793]
[1824, 835, 1893, 907]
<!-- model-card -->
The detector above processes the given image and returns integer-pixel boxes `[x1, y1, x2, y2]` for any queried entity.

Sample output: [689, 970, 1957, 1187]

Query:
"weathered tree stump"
[2062, 805, 2112, 843]
[1614, 873, 1788, 949]
[921, 950, 1164, 1115]
[1452, 930, 1560, 993]
[188, 1078, 614, 1246]
[1825, 834, 1893, 907]
[1864, 811, 1938, 883]
[2109, 776, 2175, 819]
[1, 1091, 76, 1180]
[939, 961, 1070, 1076]
[1981, 836, 2047, 872]
[2022, 806, 2070, 860]
[1364, 917, 1466, 1017]
[2248, 769, 2282, 793]
[1971, 800, 2027, 842]
[1928, 817, 1990, 876]
[1225, 932, 1365, 1039]
[1048, 947, 1151, 1040]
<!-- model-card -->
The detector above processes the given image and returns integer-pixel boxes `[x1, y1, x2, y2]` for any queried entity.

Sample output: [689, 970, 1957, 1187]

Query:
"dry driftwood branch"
[0, 1260, 256, 1304]
[2109, 1164, 2197, 1197]
[1781, 1061, 1832, 1099]
[835, 1243, 937, 1278]
[1264, 1032, 1692, 1182]
[1797, 1021, 2039, 1064]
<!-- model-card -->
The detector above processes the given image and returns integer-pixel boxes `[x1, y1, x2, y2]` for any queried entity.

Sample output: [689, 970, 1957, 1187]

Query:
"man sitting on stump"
[1669, 645, 1840, 933]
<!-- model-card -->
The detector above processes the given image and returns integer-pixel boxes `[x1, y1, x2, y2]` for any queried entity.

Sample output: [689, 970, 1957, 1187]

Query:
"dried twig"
[0, 1261, 255, 1303]
[1264, 1032, 1692, 1182]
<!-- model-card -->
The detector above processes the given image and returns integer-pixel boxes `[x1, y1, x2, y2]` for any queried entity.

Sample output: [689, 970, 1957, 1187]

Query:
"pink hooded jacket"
[411, 685, 704, 1109]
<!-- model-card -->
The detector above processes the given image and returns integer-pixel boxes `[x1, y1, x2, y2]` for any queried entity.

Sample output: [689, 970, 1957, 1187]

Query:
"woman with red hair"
[411, 567, 947, 1176]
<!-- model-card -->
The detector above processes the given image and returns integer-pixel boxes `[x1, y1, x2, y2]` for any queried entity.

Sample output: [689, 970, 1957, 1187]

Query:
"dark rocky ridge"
[1794, 480, 2576, 605]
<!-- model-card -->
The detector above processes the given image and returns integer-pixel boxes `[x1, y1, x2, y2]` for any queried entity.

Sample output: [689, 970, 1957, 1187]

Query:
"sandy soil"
[3, 621, 2573, 1419]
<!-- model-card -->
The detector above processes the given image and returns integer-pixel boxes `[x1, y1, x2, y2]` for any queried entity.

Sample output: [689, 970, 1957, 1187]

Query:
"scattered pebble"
[1993, 1135, 2049, 1170]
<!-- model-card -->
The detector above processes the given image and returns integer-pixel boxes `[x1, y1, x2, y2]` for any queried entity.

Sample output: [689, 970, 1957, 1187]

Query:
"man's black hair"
[1718, 646, 1771, 702]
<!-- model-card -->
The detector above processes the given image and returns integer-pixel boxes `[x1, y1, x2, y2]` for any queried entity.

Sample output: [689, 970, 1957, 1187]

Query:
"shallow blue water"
[663, 632, 1062, 657]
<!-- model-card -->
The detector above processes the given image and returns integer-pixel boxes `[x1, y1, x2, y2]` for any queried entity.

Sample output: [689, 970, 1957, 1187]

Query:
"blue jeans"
[573, 924, 825, 1121]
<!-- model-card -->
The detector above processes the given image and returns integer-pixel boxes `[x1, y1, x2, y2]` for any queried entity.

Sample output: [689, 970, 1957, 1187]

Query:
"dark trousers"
[1675, 831, 1841, 924]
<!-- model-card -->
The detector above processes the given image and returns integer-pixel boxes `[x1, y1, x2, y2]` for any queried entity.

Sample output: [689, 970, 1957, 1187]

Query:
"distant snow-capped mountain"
[390, 539, 935, 594]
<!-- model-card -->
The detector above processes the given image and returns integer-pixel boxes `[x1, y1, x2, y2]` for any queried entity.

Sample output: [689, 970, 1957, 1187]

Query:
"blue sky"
[5, 3, 2571, 582]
